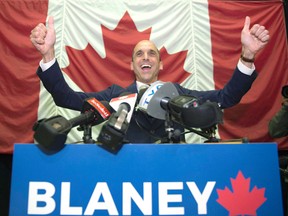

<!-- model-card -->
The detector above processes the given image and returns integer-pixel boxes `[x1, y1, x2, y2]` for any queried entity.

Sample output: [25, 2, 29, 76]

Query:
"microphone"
[138, 81, 166, 113]
[140, 82, 179, 120]
[144, 82, 223, 129]
[80, 98, 112, 126]
[137, 85, 149, 104]
[33, 98, 113, 153]
[97, 93, 137, 154]
[109, 92, 138, 124]
[139, 82, 179, 142]
[168, 95, 223, 129]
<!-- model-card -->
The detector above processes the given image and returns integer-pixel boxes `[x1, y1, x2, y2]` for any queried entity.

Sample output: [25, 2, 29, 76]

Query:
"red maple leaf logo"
[62, 12, 190, 92]
[216, 171, 267, 216]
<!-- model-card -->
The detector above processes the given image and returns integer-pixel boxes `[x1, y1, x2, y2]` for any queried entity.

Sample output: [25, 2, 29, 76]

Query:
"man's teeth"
[141, 65, 151, 69]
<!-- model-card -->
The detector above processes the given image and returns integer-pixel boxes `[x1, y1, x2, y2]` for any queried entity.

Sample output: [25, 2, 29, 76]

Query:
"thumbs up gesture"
[30, 16, 56, 63]
[240, 16, 270, 62]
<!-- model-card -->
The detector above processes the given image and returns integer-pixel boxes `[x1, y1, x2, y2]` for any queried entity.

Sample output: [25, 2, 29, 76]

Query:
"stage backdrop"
[0, 0, 287, 154]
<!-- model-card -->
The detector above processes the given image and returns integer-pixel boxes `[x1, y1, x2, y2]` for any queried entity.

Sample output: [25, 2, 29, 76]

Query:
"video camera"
[282, 85, 288, 98]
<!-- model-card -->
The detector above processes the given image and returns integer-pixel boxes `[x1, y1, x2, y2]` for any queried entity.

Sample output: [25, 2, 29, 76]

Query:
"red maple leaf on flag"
[216, 171, 267, 216]
[62, 12, 190, 92]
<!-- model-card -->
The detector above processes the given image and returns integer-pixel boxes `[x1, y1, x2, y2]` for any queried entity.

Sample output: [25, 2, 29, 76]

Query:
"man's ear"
[159, 61, 163, 70]
[130, 62, 134, 71]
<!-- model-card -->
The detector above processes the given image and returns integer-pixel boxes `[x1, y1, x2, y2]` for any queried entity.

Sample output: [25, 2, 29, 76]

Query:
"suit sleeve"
[176, 66, 258, 108]
[37, 60, 124, 111]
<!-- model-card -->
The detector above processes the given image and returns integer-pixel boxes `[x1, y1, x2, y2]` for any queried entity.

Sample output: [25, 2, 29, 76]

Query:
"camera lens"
[282, 85, 288, 98]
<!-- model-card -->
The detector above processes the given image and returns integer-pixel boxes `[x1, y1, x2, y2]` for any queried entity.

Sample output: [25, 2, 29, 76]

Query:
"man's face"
[131, 40, 163, 84]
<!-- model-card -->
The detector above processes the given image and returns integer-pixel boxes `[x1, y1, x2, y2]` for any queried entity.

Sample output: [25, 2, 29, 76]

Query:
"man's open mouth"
[141, 64, 152, 69]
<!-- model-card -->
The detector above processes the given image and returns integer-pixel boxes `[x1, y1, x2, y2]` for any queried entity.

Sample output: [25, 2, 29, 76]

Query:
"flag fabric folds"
[0, 0, 287, 153]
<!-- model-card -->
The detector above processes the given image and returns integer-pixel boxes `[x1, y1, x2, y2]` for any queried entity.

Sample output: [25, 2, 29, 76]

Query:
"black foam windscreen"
[169, 96, 223, 128]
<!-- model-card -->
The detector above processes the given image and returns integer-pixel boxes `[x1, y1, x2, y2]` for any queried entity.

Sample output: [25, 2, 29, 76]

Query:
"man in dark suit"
[269, 86, 288, 216]
[30, 16, 269, 143]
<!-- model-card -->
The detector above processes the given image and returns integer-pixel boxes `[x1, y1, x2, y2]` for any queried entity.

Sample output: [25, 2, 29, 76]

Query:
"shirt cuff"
[237, 59, 255, 76]
[39, 58, 56, 72]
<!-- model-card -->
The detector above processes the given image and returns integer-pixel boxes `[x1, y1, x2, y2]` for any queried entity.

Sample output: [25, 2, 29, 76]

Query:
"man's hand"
[282, 98, 288, 107]
[241, 16, 270, 60]
[30, 16, 56, 63]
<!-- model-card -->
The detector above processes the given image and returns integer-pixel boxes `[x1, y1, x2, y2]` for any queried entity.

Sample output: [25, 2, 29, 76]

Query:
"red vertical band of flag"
[0, 1, 49, 153]
[209, 0, 288, 148]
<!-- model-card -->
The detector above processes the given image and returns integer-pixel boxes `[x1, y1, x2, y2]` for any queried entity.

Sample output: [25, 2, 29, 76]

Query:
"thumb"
[47, 16, 54, 30]
[243, 16, 250, 31]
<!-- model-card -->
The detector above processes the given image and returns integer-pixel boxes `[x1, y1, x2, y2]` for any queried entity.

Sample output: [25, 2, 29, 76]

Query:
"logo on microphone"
[138, 81, 165, 111]
[109, 93, 138, 123]
[87, 98, 111, 118]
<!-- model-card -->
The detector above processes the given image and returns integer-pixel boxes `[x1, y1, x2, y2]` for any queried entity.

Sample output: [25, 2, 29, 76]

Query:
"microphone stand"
[164, 112, 174, 143]
[164, 112, 181, 143]
[185, 126, 219, 142]
[78, 124, 95, 143]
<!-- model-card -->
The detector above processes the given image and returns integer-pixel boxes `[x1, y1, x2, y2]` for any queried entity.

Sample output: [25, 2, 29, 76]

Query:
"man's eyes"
[136, 52, 143, 56]
[135, 51, 157, 57]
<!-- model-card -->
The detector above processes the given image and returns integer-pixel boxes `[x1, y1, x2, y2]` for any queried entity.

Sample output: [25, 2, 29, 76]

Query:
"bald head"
[132, 40, 161, 62]
[130, 40, 163, 84]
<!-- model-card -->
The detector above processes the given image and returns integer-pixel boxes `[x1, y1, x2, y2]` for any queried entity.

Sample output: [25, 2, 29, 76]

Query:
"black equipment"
[139, 82, 223, 143]
[282, 85, 288, 98]
[97, 93, 137, 154]
[33, 98, 112, 153]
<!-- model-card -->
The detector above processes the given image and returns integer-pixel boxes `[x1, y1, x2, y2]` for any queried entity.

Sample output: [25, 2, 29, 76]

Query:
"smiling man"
[30, 16, 269, 143]
[131, 40, 163, 84]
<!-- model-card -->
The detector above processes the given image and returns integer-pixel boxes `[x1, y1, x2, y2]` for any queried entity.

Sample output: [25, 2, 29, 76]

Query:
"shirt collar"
[136, 81, 150, 92]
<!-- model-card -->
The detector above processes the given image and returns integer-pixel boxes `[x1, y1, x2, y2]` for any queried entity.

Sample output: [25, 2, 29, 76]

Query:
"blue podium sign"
[10, 143, 282, 216]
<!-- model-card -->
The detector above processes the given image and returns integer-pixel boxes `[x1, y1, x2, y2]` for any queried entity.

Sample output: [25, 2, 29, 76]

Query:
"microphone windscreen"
[146, 82, 179, 120]
[138, 81, 165, 112]
[82, 98, 112, 125]
[169, 97, 223, 128]
[100, 101, 114, 114]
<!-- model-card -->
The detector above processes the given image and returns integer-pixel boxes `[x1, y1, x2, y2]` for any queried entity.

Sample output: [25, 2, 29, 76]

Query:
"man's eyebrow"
[133, 49, 159, 57]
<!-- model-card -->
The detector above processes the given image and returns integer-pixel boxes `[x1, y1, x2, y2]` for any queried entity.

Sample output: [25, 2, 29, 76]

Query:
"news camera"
[282, 85, 288, 98]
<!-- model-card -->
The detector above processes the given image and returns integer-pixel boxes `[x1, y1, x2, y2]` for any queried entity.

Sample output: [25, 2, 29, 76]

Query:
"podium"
[10, 143, 283, 215]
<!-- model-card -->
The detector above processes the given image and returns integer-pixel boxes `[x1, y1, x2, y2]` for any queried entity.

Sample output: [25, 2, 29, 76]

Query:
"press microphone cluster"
[138, 82, 223, 141]
[33, 98, 112, 153]
[97, 92, 137, 154]
[139, 82, 223, 129]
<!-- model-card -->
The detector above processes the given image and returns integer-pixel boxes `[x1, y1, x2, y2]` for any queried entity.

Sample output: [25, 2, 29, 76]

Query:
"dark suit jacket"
[37, 60, 257, 143]
[269, 105, 288, 138]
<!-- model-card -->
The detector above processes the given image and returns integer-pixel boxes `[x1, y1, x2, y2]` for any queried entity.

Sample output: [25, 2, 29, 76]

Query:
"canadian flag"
[0, 0, 287, 153]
